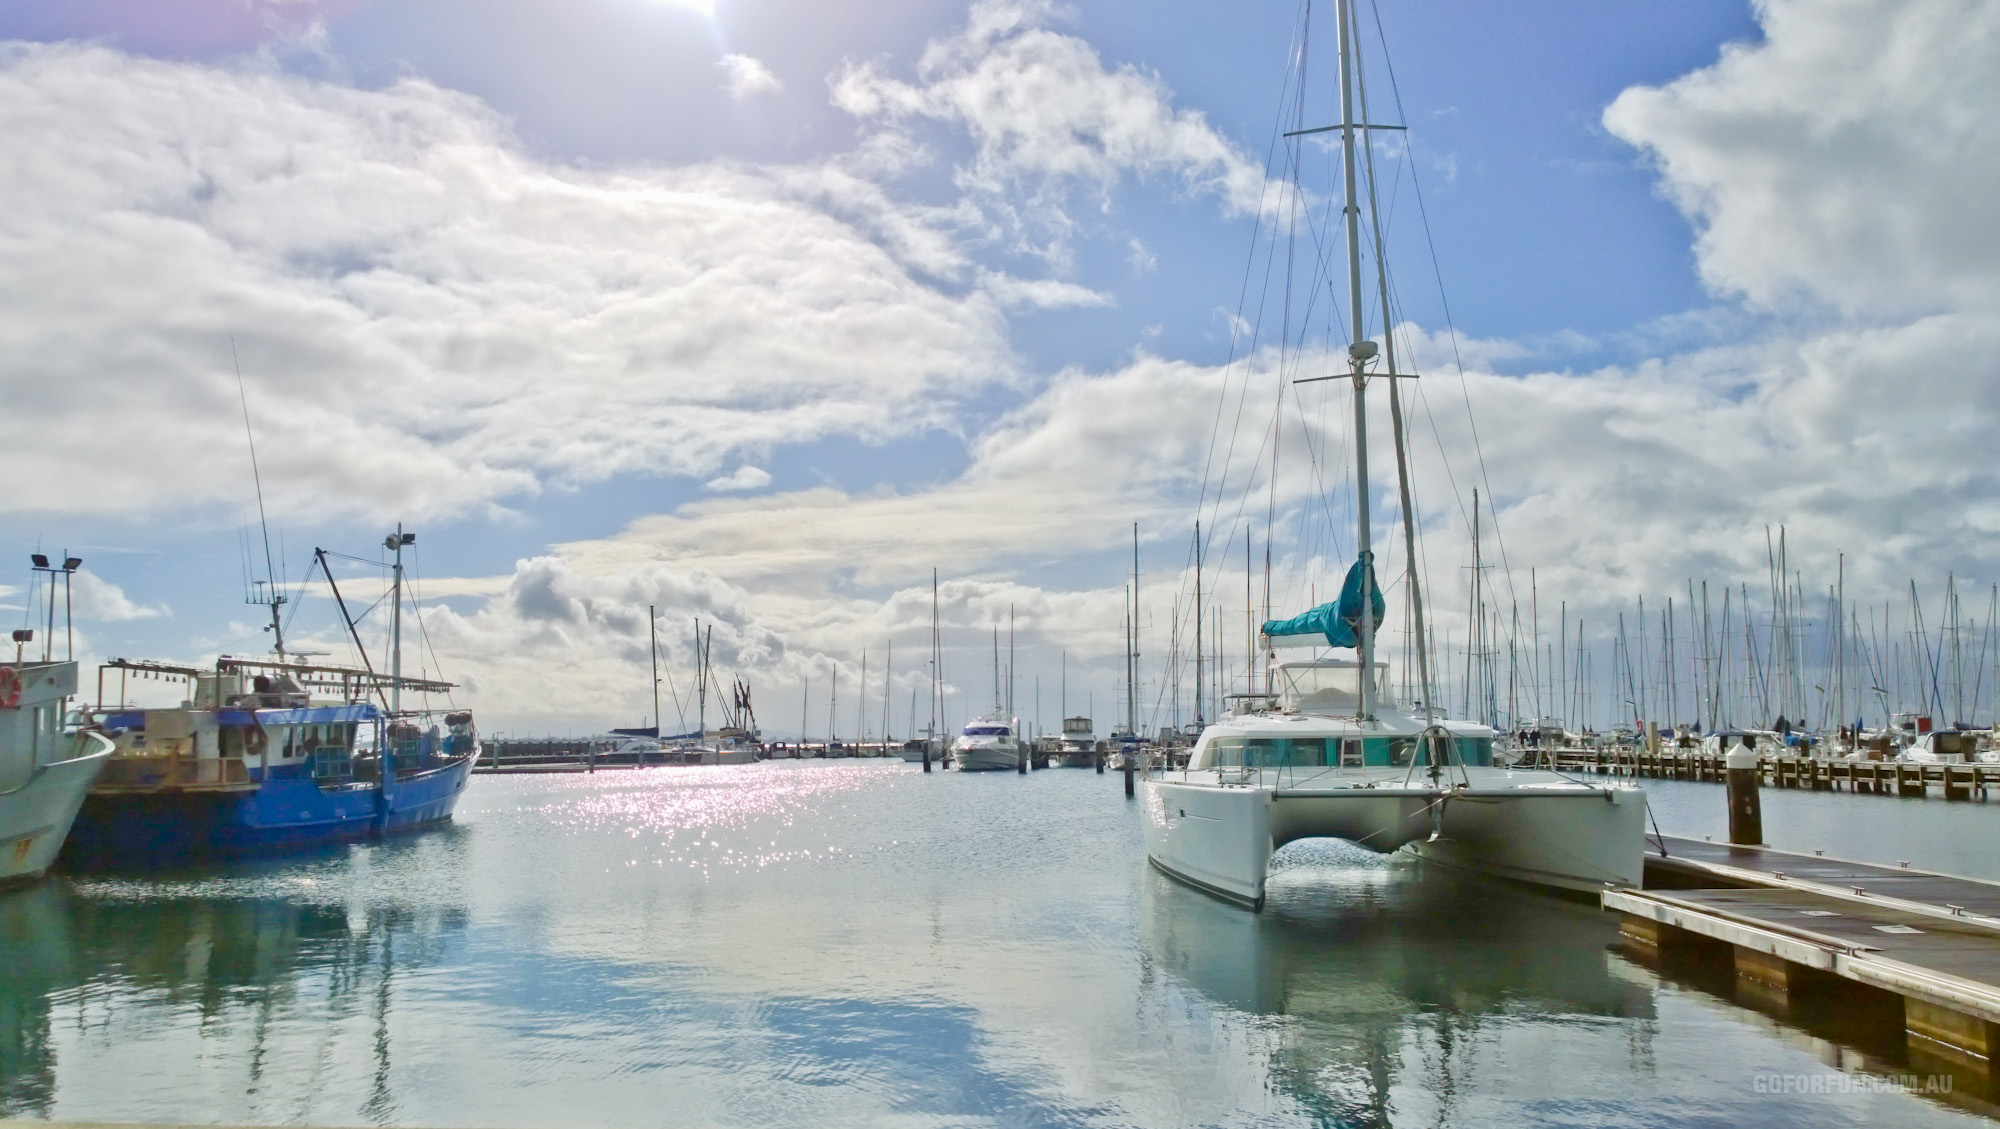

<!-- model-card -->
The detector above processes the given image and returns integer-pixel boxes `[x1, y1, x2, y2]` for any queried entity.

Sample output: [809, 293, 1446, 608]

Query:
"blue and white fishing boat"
[64, 527, 478, 863]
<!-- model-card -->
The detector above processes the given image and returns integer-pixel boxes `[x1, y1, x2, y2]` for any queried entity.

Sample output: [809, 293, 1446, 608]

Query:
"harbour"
[2, 0, 1992, 1124]
[0, 763, 1992, 1127]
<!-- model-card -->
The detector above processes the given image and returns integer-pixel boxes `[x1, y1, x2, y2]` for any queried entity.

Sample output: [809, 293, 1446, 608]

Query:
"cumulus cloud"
[0, 43, 1013, 523]
[832, 0, 1269, 261]
[1604, 0, 2000, 317]
[69, 569, 168, 621]
[703, 465, 772, 492]
[718, 54, 783, 99]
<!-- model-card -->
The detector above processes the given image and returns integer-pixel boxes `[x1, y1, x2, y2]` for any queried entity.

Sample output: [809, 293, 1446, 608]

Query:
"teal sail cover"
[1260, 551, 1386, 649]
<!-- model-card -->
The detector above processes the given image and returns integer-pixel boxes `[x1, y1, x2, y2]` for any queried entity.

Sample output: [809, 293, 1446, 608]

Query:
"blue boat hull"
[62, 755, 474, 863]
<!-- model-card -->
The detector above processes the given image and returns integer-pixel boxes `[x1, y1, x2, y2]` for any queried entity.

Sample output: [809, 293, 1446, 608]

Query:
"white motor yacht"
[952, 716, 1021, 771]
[0, 659, 114, 884]
[1056, 716, 1098, 768]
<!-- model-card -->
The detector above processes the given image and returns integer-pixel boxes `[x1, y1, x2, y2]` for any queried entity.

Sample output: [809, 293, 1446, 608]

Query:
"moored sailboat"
[1143, 0, 1646, 909]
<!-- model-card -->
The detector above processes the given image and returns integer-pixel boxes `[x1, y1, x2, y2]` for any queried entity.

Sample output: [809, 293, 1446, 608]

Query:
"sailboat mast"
[386, 523, 409, 715]
[1131, 522, 1141, 737]
[1336, 0, 1376, 721]
[649, 605, 661, 737]
[930, 569, 941, 739]
[1194, 521, 1204, 726]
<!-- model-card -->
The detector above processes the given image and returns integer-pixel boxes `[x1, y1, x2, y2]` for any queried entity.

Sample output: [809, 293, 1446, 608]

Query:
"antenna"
[234, 338, 287, 659]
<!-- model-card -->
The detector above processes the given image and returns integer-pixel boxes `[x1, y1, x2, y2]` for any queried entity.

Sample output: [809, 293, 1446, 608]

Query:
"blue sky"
[4, 0, 1995, 735]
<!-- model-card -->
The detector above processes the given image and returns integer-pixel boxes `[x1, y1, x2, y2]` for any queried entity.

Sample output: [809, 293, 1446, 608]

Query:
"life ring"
[0, 666, 18, 710]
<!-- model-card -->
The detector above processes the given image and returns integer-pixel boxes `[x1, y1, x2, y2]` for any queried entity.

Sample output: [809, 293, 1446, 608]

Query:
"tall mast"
[1194, 521, 1204, 726]
[234, 340, 287, 662]
[1130, 522, 1141, 737]
[384, 524, 413, 714]
[1360, 22, 1440, 728]
[649, 605, 661, 737]
[1336, 0, 1376, 721]
[930, 569, 941, 740]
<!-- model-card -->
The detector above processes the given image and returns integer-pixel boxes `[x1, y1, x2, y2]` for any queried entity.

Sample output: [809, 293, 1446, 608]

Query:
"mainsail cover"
[1259, 551, 1386, 649]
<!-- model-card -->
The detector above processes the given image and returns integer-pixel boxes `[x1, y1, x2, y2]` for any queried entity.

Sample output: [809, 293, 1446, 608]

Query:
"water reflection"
[1141, 848, 1657, 1126]
[0, 766, 1989, 1128]
[1, 833, 472, 1124]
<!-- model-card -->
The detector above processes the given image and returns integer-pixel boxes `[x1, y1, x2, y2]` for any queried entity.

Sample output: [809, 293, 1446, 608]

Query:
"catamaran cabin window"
[1205, 737, 1334, 768]
[1452, 736, 1493, 766]
[964, 725, 1011, 737]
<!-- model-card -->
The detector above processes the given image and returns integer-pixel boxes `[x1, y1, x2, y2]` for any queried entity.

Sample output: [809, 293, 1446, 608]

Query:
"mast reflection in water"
[0, 766, 1980, 1127]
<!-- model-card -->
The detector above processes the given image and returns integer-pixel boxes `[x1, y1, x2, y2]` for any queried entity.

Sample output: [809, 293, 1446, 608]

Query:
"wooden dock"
[1541, 747, 1999, 800]
[1611, 835, 2000, 1103]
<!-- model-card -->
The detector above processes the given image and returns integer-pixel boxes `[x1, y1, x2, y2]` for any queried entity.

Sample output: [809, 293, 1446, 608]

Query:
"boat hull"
[1056, 751, 1098, 768]
[1145, 772, 1646, 909]
[0, 738, 113, 885]
[953, 746, 1020, 771]
[62, 754, 475, 863]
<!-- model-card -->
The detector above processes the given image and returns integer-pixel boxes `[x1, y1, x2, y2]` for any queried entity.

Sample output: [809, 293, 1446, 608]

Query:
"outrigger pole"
[315, 547, 392, 710]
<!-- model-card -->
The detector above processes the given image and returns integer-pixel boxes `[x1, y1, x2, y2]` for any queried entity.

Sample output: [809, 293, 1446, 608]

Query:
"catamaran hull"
[63, 754, 476, 863]
[953, 747, 1020, 771]
[1406, 789, 1648, 893]
[1145, 777, 1646, 909]
[0, 743, 112, 885]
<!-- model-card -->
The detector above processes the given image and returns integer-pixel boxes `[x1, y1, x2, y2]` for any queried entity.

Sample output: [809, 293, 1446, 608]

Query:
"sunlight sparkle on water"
[543, 762, 895, 875]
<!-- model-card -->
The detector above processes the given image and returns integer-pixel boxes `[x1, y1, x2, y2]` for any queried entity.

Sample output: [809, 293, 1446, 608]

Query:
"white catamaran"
[1144, 0, 1647, 909]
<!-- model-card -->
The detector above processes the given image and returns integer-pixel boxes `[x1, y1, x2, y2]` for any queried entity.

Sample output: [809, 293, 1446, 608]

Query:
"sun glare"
[645, 0, 717, 17]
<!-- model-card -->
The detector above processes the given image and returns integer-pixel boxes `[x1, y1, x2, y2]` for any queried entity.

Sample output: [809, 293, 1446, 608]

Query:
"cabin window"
[1453, 737, 1493, 766]
[1206, 738, 1245, 767]
[1338, 739, 1363, 767]
[1286, 738, 1328, 767]
[1363, 737, 1416, 767]
[1242, 738, 1281, 766]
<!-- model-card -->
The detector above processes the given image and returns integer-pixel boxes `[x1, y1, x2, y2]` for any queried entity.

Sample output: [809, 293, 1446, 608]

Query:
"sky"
[3, 0, 1997, 738]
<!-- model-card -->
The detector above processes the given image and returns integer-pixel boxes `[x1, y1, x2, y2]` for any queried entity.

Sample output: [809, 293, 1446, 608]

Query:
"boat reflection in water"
[0, 832, 470, 1122]
[1140, 843, 1657, 1122]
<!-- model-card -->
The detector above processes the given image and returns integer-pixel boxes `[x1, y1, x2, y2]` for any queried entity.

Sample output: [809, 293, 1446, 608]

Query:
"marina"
[0, 0, 1991, 1124]
[0, 762, 1992, 1128]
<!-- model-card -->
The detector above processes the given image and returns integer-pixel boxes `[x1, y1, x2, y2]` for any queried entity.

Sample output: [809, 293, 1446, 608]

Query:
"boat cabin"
[1194, 729, 1494, 770]
[1268, 660, 1398, 714]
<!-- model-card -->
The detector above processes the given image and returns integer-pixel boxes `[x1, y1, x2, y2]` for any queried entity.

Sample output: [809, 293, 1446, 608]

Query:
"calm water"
[2, 763, 1994, 1128]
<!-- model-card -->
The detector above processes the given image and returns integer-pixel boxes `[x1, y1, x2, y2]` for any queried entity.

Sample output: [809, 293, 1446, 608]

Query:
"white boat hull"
[0, 734, 112, 885]
[1056, 751, 1097, 768]
[953, 746, 1020, 771]
[1145, 770, 1646, 909]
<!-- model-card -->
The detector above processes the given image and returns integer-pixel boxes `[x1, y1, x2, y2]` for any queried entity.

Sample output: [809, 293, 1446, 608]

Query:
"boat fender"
[0, 665, 17, 709]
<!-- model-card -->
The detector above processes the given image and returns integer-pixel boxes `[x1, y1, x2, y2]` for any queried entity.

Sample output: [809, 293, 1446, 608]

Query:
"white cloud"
[703, 465, 773, 492]
[1604, 0, 2000, 318]
[832, 0, 1270, 261]
[0, 44, 1013, 523]
[69, 569, 168, 621]
[718, 54, 783, 99]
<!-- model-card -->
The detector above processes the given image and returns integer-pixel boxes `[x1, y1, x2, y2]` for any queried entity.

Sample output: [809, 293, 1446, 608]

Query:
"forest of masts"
[1125, 524, 2000, 741]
